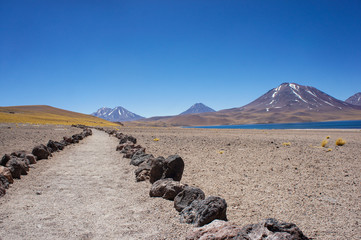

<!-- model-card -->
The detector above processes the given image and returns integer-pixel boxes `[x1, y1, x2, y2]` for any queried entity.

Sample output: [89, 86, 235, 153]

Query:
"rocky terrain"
[1, 124, 360, 239]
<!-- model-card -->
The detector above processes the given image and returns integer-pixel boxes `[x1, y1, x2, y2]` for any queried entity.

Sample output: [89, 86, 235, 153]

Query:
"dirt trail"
[0, 130, 190, 240]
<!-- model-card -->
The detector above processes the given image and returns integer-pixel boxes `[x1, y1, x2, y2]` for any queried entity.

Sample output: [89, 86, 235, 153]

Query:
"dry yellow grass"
[0, 105, 118, 127]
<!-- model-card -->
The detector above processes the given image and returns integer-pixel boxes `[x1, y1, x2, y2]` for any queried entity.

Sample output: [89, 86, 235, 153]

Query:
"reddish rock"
[32, 144, 51, 160]
[185, 220, 242, 240]
[149, 179, 186, 200]
[25, 154, 37, 164]
[234, 218, 309, 240]
[0, 166, 14, 184]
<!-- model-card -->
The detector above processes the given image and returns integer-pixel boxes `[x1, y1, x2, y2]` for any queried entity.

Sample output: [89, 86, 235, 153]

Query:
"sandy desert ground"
[0, 123, 82, 156]
[119, 126, 361, 240]
[0, 124, 360, 239]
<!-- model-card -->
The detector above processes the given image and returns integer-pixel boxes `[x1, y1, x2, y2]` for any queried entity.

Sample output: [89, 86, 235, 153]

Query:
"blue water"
[188, 120, 361, 130]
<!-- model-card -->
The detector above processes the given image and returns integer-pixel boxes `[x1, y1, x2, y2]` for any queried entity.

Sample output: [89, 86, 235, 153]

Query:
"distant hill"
[128, 83, 361, 126]
[0, 105, 118, 127]
[180, 103, 215, 115]
[92, 106, 144, 122]
[345, 92, 361, 106]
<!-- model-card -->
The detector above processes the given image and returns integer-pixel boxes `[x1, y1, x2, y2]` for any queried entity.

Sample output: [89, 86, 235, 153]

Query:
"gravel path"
[0, 129, 191, 240]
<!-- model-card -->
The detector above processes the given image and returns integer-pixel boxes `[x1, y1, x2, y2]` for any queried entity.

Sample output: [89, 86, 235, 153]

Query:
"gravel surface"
[0, 123, 82, 156]
[0, 129, 191, 240]
[1, 124, 360, 239]
[120, 127, 361, 240]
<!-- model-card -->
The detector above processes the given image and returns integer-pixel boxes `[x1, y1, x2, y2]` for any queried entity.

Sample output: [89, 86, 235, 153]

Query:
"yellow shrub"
[335, 138, 346, 146]
[321, 139, 328, 147]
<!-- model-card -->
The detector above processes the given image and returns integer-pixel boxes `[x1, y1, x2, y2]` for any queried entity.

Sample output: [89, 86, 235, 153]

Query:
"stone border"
[0, 126, 93, 197]
[103, 129, 310, 239]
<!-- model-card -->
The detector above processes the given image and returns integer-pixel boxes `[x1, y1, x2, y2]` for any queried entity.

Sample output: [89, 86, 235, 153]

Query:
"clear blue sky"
[1, 0, 360, 117]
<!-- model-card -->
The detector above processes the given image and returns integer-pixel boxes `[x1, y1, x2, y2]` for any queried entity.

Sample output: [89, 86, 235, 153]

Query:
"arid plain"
[0, 123, 360, 239]
[120, 126, 361, 239]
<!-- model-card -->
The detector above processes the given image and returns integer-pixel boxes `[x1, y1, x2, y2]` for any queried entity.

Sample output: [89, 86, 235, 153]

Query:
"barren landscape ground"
[0, 126, 191, 240]
[0, 124, 360, 239]
[120, 127, 361, 240]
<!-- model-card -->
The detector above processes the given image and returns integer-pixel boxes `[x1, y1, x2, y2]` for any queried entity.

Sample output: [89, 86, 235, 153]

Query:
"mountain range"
[129, 83, 361, 126]
[92, 103, 215, 122]
[91, 83, 360, 126]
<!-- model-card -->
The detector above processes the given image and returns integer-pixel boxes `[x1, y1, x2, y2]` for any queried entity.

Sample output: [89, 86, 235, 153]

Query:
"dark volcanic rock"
[72, 134, 83, 141]
[185, 220, 242, 240]
[82, 128, 92, 137]
[163, 155, 184, 181]
[122, 147, 145, 159]
[149, 155, 185, 184]
[0, 154, 11, 166]
[10, 150, 28, 158]
[6, 159, 24, 179]
[63, 136, 73, 145]
[0, 174, 10, 189]
[54, 141, 65, 150]
[47, 140, 65, 152]
[119, 135, 137, 144]
[126, 135, 137, 144]
[130, 152, 154, 166]
[174, 186, 205, 212]
[47, 140, 59, 152]
[18, 158, 30, 174]
[117, 142, 134, 151]
[134, 158, 154, 182]
[180, 196, 228, 227]
[149, 179, 186, 200]
[0, 186, 5, 197]
[234, 218, 309, 240]
[25, 154, 37, 164]
[32, 144, 51, 160]
[149, 157, 166, 184]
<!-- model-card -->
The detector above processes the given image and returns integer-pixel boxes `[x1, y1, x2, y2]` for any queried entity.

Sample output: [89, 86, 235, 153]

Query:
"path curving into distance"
[0, 130, 190, 240]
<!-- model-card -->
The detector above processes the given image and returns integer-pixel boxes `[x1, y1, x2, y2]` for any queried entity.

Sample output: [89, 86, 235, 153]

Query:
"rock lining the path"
[0, 127, 92, 198]
[149, 178, 186, 200]
[174, 186, 205, 212]
[180, 196, 228, 227]
[103, 128, 311, 239]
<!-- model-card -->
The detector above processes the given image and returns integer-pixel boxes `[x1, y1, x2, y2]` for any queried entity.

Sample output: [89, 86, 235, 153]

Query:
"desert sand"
[119, 126, 361, 239]
[0, 124, 360, 239]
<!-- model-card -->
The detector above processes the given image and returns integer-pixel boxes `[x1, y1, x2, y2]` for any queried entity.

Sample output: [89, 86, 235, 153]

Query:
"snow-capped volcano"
[345, 92, 361, 106]
[180, 103, 215, 115]
[241, 82, 357, 112]
[92, 106, 144, 122]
